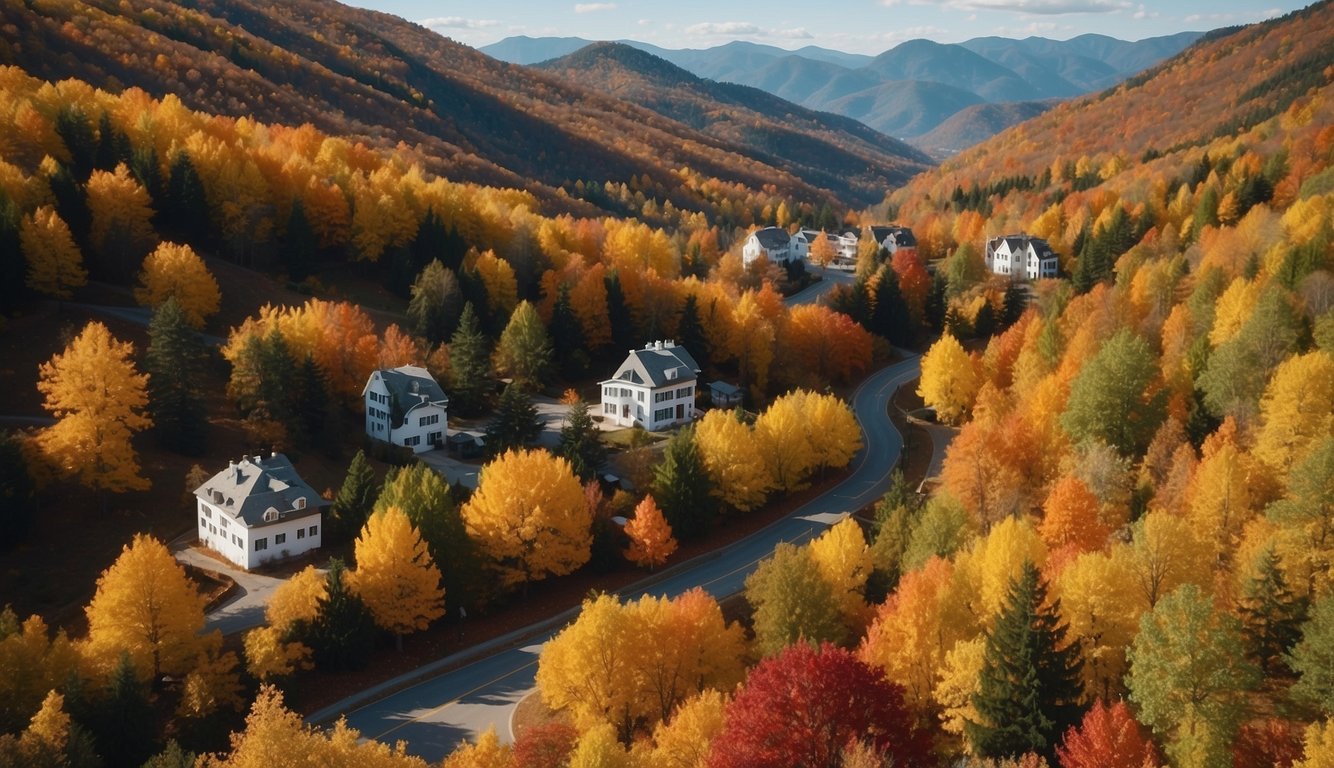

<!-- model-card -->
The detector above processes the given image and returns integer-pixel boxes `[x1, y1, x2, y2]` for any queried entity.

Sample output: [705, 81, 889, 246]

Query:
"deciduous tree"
[1055, 699, 1160, 768]
[462, 449, 590, 590]
[624, 495, 677, 570]
[1288, 594, 1334, 714]
[493, 300, 552, 391]
[349, 506, 445, 650]
[808, 518, 874, 635]
[1061, 329, 1165, 456]
[19, 205, 86, 299]
[373, 463, 481, 613]
[919, 333, 980, 425]
[745, 543, 846, 656]
[85, 163, 156, 279]
[407, 259, 463, 344]
[694, 409, 768, 513]
[134, 242, 221, 328]
[1254, 351, 1334, 477]
[37, 321, 152, 494]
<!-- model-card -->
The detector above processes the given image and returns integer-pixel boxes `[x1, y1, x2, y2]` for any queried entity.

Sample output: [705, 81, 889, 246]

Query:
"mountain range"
[483, 32, 1203, 154]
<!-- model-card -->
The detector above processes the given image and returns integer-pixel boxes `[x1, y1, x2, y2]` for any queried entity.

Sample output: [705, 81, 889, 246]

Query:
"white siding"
[197, 499, 322, 570]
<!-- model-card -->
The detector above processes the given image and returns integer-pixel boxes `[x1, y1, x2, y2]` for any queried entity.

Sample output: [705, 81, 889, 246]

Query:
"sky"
[344, 0, 1308, 55]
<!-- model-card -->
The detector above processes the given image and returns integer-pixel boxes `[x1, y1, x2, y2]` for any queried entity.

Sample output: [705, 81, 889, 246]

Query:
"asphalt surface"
[333, 350, 923, 761]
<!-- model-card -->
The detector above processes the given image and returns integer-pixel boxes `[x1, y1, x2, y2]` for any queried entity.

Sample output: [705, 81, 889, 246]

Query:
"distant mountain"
[483, 31, 1203, 153]
[477, 35, 594, 65]
[536, 43, 931, 205]
[908, 101, 1054, 159]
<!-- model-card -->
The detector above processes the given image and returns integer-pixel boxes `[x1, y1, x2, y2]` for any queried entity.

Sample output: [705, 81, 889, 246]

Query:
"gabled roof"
[749, 226, 791, 249]
[195, 453, 327, 528]
[708, 380, 741, 397]
[364, 365, 448, 426]
[987, 234, 1054, 258]
[867, 225, 917, 247]
[604, 342, 700, 389]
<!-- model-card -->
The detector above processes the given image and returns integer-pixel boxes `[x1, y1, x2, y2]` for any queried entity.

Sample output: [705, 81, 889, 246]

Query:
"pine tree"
[494, 300, 553, 391]
[447, 302, 492, 416]
[605, 272, 637, 353]
[86, 653, 155, 767]
[292, 354, 330, 449]
[303, 559, 376, 671]
[407, 259, 463, 345]
[330, 450, 379, 543]
[558, 399, 606, 481]
[966, 561, 1084, 761]
[677, 294, 710, 373]
[164, 152, 208, 243]
[0, 432, 37, 550]
[549, 284, 587, 379]
[54, 106, 96, 180]
[871, 268, 913, 346]
[145, 298, 208, 455]
[1239, 547, 1308, 674]
[0, 194, 24, 315]
[485, 383, 541, 455]
[1001, 282, 1028, 328]
[281, 200, 317, 281]
[653, 425, 715, 542]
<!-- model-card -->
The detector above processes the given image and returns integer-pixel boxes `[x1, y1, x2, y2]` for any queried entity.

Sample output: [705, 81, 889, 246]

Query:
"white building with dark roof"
[194, 453, 327, 570]
[600, 340, 701, 432]
[866, 225, 917, 255]
[362, 365, 448, 453]
[742, 227, 795, 267]
[985, 234, 1059, 280]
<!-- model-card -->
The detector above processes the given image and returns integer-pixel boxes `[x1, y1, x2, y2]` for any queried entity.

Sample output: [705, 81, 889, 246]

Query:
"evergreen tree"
[677, 294, 710, 373]
[54, 106, 96, 180]
[145, 298, 209, 455]
[0, 431, 37, 550]
[407, 259, 463, 345]
[485, 383, 541, 455]
[1289, 595, 1334, 714]
[142, 740, 198, 768]
[130, 145, 163, 212]
[93, 112, 132, 173]
[605, 272, 637, 353]
[331, 450, 379, 544]
[281, 200, 317, 281]
[164, 152, 208, 243]
[557, 399, 606, 481]
[652, 425, 715, 542]
[47, 161, 90, 247]
[925, 272, 948, 332]
[302, 559, 376, 671]
[0, 194, 24, 316]
[494, 300, 553, 391]
[87, 653, 155, 767]
[872, 268, 913, 346]
[447, 302, 492, 416]
[1001, 282, 1028, 328]
[1239, 547, 1308, 675]
[256, 330, 297, 429]
[548, 284, 587, 379]
[974, 300, 997, 339]
[966, 561, 1084, 761]
[292, 354, 330, 450]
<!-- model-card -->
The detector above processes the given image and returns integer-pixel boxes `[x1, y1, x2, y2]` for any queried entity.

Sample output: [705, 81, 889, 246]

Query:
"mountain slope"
[535, 43, 931, 203]
[826, 79, 986, 137]
[0, 0, 930, 215]
[863, 39, 1044, 102]
[909, 101, 1054, 159]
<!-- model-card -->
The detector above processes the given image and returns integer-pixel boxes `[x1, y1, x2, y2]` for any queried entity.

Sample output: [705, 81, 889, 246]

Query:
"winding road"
[327, 335, 922, 762]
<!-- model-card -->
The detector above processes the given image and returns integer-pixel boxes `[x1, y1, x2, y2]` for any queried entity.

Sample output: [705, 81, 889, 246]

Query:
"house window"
[201, 516, 207, 527]
[654, 407, 672, 422]
[636, 391, 644, 402]
[405, 435, 421, 447]
[255, 538, 268, 552]
[676, 387, 692, 399]
[654, 391, 672, 403]
[202, 507, 212, 518]
[604, 403, 616, 415]
[420, 413, 439, 427]
[309, 525, 318, 536]
[220, 517, 229, 529]
[210, 524, 217, 535]
[233, 534, 241, 547]
[297, 528, 305, 539]
[275, 533, 286, 545]
[296, 497, 306, 510]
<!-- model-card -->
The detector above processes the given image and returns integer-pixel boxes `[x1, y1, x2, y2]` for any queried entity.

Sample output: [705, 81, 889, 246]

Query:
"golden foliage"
[19, 205, 86, 299]
[624, 494, 678, 570]
[349, 506, 445, 639]
[134, 241, 221, 327]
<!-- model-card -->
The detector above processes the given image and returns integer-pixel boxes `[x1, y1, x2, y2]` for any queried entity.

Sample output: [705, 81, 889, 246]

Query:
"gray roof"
[366, 365, 448, 426]
[708, 380, 741, 396]
[868, 225, 917, 248]
[750, 226, 791, 249]
[195, 453, 327, 529]
[604, 342, 700, 389]
[989, 234, 1056, 260]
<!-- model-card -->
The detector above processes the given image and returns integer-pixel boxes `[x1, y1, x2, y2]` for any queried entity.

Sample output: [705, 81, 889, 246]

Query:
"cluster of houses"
[195, 225, 1060, 570]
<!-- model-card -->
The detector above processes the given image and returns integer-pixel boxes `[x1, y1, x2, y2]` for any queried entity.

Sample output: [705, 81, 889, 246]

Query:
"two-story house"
[741, 227, 795, 267]
[866, 225, 917, 256]
[194, 453, 327, 570]
[362, 365, 448, 453]
[985, 234, 1060, 280]
[600, 341, 701, 432]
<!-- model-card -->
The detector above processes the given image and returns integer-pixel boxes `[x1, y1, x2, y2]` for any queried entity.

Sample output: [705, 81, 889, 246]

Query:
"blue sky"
[346, 0, 1306, 54]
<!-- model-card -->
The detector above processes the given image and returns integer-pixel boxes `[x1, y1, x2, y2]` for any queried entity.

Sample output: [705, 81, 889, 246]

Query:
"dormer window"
[263, 507, 279, 523]
[295, 497, 306, 510]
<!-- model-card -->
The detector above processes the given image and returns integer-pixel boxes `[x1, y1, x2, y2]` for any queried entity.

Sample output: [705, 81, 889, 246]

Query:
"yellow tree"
[19, 205, 86, 299]
[753, 394, 817, 492]
[461, 449, 590, 590]
[693, 409, 770, 512]
[809, 231, 836, 268]
[349, 506, 445, 650]
[638, 689, 727, 768]
[799, 391, 862, 474]
[624, 494, 678, 570]
[809, 518, 874, 634]
[918, 333, 980, 425]
[568, 724, 630, 768]
[1254, 351, 1334, 477]
[37, 321, 152, 494]
[0, 612, 79, 736]
[1056, 549, 1140, 700]
[442, 727, 513, 768]
[732, 291, 774, 401]
[243, 565, 327, 680]
[1187, 421, 1261, 569]
[85, 162, 157, 278]
[1111, 511, 1212, 611]
[83, 533, 207, 680]
[134, 242, 222, 328]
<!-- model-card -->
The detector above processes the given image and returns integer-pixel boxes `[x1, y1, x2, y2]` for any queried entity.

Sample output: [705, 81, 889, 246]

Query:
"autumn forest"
[0, 0, 1332, 767]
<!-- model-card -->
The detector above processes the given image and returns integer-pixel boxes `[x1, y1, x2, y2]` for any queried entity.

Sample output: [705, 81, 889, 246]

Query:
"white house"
[742, 227, 795, 267]
[866, 225, 917, 256]
[601, 340, 701, 432]
[194, 453, 327, 570]
[362, 365, 448, 453]
[985, 234, 1059, 280]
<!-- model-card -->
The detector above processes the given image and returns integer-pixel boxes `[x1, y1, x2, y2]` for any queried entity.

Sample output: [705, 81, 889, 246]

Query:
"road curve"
[331, 352, 922, 761]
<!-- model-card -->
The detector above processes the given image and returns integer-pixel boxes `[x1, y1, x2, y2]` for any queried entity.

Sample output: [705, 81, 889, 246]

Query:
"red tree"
[1232, 718, 1303, 768]
[707, 642, 929, 768]
[512, 722, 578, 768]
[1056, 699, 1160, 768]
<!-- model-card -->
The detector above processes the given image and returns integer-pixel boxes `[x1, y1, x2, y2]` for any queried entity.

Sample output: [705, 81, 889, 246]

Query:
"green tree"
[486, 383, 542, 455]
[494, 300, 553, 391]
[1198, 284, 1301, 424]
[145, 298, 208, 455]
[605, 272, 638, 353]
[965, 561, 1084, 761]
[677, 294, 710, 374]
[87, 653, 155, 767]
[1266, 438, 1334, 597]
[1289, 594, 1334, 715]
[163, 152, 208, 243]
[1061, 329, 1166, 456]
[372, 463, 482, 612]
[330, 450, 379, 543]
[0, 432, 37, 550]
[945, 242, 984, 298]
[558, 399, 605, 482]
[407, 259, 463, 345]
[281, 200, 317, 282]
[447, 303, 491, 416]
[549, 284, 587, 380]
[292, 354, 331, 449]
[302, 559, 376, 671]
[744, 543, 846, 656]
[652, 425, 715, 542]
[1127, 584, 1260, 768]
[871, 268, 913, 346]
[1238, 547, 1308, 674]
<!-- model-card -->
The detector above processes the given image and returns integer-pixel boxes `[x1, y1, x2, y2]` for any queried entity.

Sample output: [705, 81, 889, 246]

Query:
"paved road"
[172, 536, 292, 636]
[787, 266, 855, 306]
[332, 353, 923, 761]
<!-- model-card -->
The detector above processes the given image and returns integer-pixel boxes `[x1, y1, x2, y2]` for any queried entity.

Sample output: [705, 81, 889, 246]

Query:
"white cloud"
[574, 3, 617, 13]
[880, 0, 1125, 13]
[685, 21, 764, 36]
[774, 27, 815, 39]
[419, 16, 500, 30]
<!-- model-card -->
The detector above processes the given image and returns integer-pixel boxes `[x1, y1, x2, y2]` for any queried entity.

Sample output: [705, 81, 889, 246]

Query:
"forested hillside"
[0, 0, 926, 215]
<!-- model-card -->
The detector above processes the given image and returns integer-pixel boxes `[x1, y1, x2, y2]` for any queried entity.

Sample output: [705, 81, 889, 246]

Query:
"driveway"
[172, 535, 290, 636]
